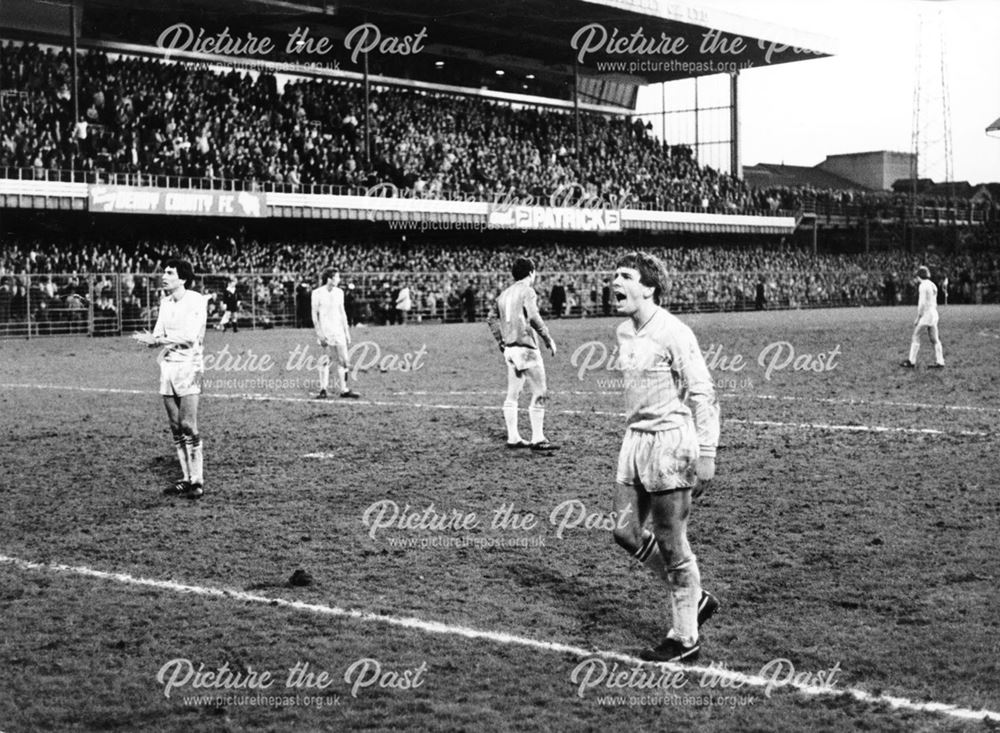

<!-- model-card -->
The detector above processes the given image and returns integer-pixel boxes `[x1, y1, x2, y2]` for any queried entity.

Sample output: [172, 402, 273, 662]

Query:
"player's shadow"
[133, 454, 186, 509]
[147, 453, 177, 478]
[501, 559, 663, 645]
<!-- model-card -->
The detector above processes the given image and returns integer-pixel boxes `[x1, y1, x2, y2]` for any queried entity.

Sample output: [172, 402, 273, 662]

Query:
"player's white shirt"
[312, 285, 348, 340]
[616, 308, 719, 457]
[152, 289, 207, 367]
[916, 279, 939, 327]
[492, 281, 550, 350]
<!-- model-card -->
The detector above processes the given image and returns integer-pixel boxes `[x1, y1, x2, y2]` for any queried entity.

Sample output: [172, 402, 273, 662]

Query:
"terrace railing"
[4, 269, 997, 339]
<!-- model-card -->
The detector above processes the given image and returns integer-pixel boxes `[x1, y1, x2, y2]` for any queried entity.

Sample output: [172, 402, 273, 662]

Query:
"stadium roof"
[743, 163, 871, 192]
[4, 0, 834, 87]
[308, 0, 837, 83]
[988, 115, 1000, 137]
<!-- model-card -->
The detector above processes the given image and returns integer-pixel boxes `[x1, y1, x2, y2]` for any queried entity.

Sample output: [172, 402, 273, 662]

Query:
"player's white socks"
[666, 555, 701, 646]
[503, 400, 522, 443]
[636, 534, 701, 645]
[319, 360, 330, 392]
[338, 366, 349, 394]
[908, 340, 920, 364]
[528, 403, 546, 444]
[934, 342, 944, 365]
[186, 435, 204, 485]
[173, 431, 190, 482]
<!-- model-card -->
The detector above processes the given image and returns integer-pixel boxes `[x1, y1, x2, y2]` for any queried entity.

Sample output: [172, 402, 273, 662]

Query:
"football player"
[134, 259, 208, 499]
[901, 265, 944, 368]
[312, 270, 360, 399]
[608, 252, 720, 662]
[486, 257, 558, 451]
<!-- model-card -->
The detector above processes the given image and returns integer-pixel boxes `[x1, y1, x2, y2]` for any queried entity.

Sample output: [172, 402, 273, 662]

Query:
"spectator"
[550, 278, 567, 318]
[755, 275, 766, 311]
[462, 281, 478, 322]
[345, 282, 359, 326]
[65, 286, 88, 333]
[296, 281, 313, 327]
[0, 278, 13, 324]
[601, 278, 612, 316]
[10, 282, 28, 322]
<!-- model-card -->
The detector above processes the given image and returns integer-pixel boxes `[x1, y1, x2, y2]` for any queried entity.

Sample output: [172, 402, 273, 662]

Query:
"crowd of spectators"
[3, 237, 999, 335]
[0, 41, 781, 212]
[3, 41, 998, 333]
[5, 41, 996, 221]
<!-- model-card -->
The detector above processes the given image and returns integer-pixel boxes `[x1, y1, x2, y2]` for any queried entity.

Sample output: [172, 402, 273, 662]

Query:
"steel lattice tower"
[910, 6, 954, 200]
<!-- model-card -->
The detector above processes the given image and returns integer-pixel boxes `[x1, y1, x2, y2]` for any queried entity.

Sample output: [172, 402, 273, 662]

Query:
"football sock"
[172, 430, 190, 482]
[503, 400, 521, 443]
[339, 366, 349, 393]
[934, 342, 944, 364]
[908, 340, 920, 364]
[186, 435, 204, 485]
[634, 530, 668, 578]
[528, 403, 545, 443]
[666, 555, 701, 646]
[319, 359, 330, 391]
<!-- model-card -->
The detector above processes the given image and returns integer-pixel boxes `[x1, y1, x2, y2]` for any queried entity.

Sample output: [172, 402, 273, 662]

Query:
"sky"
[638, 0, 1000, 184]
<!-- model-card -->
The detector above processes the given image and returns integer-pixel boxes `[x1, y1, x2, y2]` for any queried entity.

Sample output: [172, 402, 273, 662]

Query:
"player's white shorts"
[317, 332, 347, 348]
[159, 361, 202, 397]
[916, 312, 939, 328]
[504, 346, 543, 376]
[616, 423, 699, 494]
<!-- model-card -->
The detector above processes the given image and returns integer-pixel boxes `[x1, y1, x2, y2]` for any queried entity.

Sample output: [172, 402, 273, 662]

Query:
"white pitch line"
[1, 383, 990, 438]
[0, 552, 997, 723]
[731, 418, 988, 438]
[6, 382, 997, 415]
[385, 389, 1000, 415]
[731, 393, 1000, 414]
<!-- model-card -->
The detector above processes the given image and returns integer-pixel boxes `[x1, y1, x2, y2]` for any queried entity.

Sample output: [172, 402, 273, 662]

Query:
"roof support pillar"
[729, 70, 741, 178]
[363, 48, 371, 167]
[573, 57, 582, 180]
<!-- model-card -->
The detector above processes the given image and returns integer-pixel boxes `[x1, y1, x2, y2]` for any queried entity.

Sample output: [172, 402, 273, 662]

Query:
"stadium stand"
[5, 40, 994, 227]
[1, 32, 996, 337]
[2, 233, 999, 337]
[1, 41, 767, 212]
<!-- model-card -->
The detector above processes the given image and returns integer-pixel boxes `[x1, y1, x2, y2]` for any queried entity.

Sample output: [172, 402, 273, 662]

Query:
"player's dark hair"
[322, 270, 336, 284]
[511, 257, 535, 281]
[616, 251, 669, 305]
[164, 258, 195, 288]
[917, 265, 931, 279]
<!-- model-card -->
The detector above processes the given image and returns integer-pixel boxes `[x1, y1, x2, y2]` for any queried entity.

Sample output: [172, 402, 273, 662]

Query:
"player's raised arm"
[524, 287, 556, 355]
